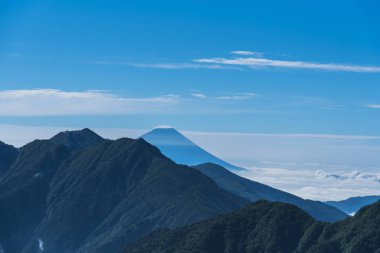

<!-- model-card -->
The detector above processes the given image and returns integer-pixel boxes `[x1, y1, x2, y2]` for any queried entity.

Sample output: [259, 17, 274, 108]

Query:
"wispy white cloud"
[194, 56, 380, 73]
[0, 89, 180, 116]
[365, 104, 380, 109]
[315, 170, 380, 183]
[231, 50, 264, 57]
[91, 61, 229, 70]
[191, 92, 256, 101]
[216, 92, 256, 100]
[191, 93, 207, 98]
[103, 52, 380, 73]
[129, 63, 227, 69]
[0, 89, 268, 117]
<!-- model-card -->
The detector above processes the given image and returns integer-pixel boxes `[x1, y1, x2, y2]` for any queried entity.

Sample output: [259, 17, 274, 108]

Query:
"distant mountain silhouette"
[194, 163, 347, 222]
[0, 141, 19, 176]
[141, 127, 244, 171]
[143, 127, 346, 222]
[0, 129, 247, 253]
[325, 195, 380, 215]
[124, 200, 380, 253]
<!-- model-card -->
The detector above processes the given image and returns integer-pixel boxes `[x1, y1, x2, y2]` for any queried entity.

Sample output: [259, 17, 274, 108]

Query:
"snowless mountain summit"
[141, 127, 244, 171]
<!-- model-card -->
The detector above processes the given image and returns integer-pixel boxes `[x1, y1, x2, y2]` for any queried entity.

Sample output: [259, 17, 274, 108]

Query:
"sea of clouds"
[238, 162, 380, 201]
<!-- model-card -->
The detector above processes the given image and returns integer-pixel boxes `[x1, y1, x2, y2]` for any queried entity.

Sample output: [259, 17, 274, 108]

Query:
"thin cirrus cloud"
[128, 63, 226, 69]
[365, 104, 380, 109]
[217, 93, 256, 100]
[107, 51, 380, 73]
[0, 89, 180, 116]
[194, 56, 380, 73]
[191, 92, 256, 100]
[230, 50, 264, 57]
[191, 93, 208, 98]
[0, 89, 259, 116]
[90, 60, 245, 70]
[91, 61, 228, 70]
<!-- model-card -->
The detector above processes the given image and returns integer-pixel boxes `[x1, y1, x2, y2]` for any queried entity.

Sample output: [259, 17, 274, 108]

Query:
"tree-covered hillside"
[124, 200, 380, 253]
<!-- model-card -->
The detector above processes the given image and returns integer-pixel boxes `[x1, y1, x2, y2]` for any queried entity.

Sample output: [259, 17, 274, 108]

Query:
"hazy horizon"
[1, 124, 379, 201]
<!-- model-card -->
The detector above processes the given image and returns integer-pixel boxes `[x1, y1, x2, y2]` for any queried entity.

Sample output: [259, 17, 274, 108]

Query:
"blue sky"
[0, 0, 379, 134]
[1, 0, 380, 199]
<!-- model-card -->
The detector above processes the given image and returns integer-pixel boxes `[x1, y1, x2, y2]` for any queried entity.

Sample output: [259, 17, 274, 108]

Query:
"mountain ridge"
[0, 141, 19, 177]
[325, 195, 380, 215]
[49, 128, 105, 151]
[123, 200, 380, 253]
[0, 129, 248, 253]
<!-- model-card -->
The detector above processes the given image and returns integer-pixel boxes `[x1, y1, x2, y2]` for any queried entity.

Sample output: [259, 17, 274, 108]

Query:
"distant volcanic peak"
[145, 126, 183, 136]
[142, 127, 194, 146]
[153, 125, 175, 129]
[149, 126, 184, 136]
[142, 127, 244, 172]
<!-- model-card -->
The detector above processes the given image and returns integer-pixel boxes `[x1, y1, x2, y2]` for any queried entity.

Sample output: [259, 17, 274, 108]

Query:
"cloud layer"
[0, 89, 260, 116]
[0, 89, 179, 116]
[238, 166, 380, 201]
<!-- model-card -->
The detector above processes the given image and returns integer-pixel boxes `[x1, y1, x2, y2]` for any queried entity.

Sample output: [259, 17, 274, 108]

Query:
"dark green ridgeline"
[0, 129, 105, 253]
[0, 141, 19, 176]
[124, 200, 380, 253]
